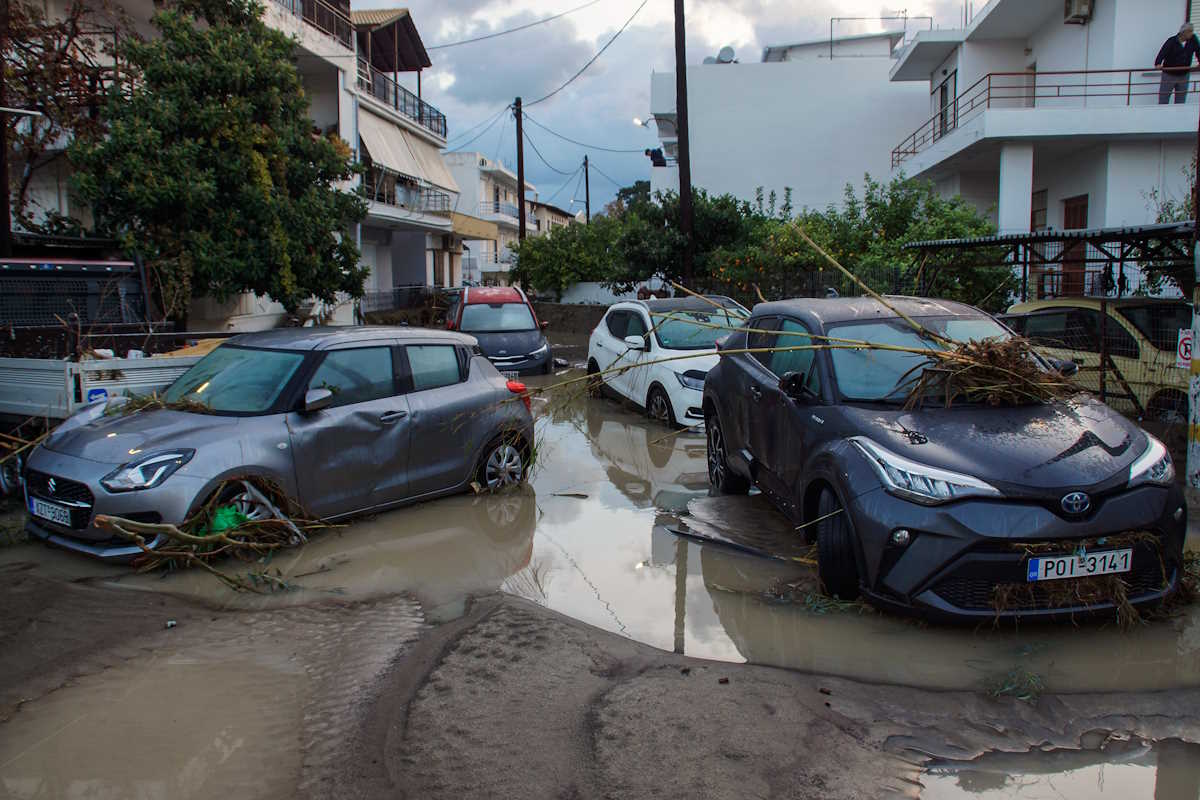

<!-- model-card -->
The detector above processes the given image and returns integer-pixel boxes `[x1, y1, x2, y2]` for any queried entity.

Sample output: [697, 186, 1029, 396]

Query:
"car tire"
[647, 385, 678, 427]
[0, 453, 23, 497]
[542, 357, 554, 375]
[816, 488, 860, 601]
[477, 434, 528, 490]
[706, 411, 750, 494]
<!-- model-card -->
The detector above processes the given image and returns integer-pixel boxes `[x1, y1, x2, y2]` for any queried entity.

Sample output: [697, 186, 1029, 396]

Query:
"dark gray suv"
[702, 296, 1186, 621]
[24, 327, 534, 560]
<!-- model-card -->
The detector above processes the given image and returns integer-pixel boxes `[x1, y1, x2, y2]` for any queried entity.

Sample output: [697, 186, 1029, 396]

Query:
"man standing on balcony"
[1156, 23, 1199, 104]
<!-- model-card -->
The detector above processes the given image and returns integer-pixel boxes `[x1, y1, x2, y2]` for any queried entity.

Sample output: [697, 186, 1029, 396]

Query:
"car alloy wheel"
[706, 414, 749, 494]
[648, 387, 675, 425]
[816, 488, 860, 600]
[484, 443, 525, 489]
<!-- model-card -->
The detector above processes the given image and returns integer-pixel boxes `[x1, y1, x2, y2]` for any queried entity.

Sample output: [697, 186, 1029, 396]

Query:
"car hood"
[467, 329, 546, 358]
[659, 350, 719, 374]
[42, 408, 242, 465]
[840, 397, 1148, 494]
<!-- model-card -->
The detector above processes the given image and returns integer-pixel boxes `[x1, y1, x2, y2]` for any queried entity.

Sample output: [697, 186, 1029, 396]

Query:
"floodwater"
[921, 738, 1200, 799]
[11, 373, 1200, 695]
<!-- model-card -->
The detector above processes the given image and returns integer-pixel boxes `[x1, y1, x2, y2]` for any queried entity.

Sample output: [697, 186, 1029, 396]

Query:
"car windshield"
[460, 302, 536, 332]
[1116, 304, 1192, 352]
[826, 315, 1012, 402]
[651, 308, 748, 350]
[163, 345, 305, 414]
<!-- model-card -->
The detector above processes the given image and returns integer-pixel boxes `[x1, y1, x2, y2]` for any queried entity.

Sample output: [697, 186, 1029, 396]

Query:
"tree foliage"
[513, 174, 1014, 312]
[5, 0, 133, 230]
[70, 0, 367, 317]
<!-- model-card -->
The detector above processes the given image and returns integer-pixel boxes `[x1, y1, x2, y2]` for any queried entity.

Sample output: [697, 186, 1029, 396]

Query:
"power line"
[492, 112, 509, 164]
[446, 105, 511, 152]
[522, 111, 644, 154]
[587, 161, 624, 188]
[569, 168, 586, 206]
[428, 0, 603, 50]
[526, 0, 650, 107]
[522, 128, 575, 176]
[545, 163, 583, 204]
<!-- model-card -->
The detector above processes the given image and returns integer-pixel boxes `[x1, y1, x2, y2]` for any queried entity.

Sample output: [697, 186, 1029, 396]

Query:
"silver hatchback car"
[23, 327, 535, 560]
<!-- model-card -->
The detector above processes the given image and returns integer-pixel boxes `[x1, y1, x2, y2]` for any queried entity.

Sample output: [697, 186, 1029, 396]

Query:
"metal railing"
[892, 67, 1200, 167]
[478, 200, 520, 220]
[356, 61, 448, 139]
[363, 168, 451, 214]
[269, 0, 354, 49]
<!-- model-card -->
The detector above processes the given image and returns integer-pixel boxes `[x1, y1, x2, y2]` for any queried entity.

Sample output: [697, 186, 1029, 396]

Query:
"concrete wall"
[1032, 143, 1108, 230]
[531, 301, 608, 337]
[1103, 139, 1194, 227]
[648, 60, 929, 211]
[771, 35, 897, 62]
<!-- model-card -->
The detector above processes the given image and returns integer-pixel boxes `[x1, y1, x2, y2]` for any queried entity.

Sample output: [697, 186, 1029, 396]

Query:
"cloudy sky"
[358, 0, 964, 213]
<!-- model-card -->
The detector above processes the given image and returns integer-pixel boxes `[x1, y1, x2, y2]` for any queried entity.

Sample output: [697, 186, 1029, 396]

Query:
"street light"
[633, 115, 677, 132]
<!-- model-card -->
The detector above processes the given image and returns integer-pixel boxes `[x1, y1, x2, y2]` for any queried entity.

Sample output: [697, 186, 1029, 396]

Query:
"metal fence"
[355, 61, 448, 139]
[0, 275, 146, 329]
[269, 0, 354, 49]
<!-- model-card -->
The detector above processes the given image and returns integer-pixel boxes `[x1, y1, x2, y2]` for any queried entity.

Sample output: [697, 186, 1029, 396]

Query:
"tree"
[70, 0, 367, 318]
[602, 179, 652, 218]
[5, 0, 133, 231]
[510, 215, 621, 296]
[1140, 152, 1196, 297]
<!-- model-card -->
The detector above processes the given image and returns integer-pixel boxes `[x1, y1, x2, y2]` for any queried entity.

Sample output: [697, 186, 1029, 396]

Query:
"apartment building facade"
[645, 32, 930, 210]
[888, 0, 1195, 234]
[445, 152, 540, 285]
[14, 0, 483, 329]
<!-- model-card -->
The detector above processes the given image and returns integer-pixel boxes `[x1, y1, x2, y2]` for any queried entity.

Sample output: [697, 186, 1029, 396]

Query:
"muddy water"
[7, 374, 1200, 697]
[921, 738, 1200, 799]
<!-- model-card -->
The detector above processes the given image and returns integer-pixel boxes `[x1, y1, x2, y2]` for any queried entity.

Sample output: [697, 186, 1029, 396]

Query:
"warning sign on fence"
[1177, 328, 1193, 369]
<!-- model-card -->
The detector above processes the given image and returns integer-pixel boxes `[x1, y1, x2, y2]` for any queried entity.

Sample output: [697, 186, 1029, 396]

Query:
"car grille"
[929, 534, 1173, 613]
[25, 470, 94, 530]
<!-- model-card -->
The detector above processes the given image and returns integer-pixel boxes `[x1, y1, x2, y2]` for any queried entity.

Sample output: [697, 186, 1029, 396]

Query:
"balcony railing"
[478, 200, 521, 220]
[269, 0, 354, 49]
[356, 61, 448, 139]
[892, 67, 1200, 167]
[364, 168, 452, 214]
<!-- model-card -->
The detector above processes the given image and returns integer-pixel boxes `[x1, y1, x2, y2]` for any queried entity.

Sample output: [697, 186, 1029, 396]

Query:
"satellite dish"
[717, 46, 735, 63]
[702, 56, 717, 64]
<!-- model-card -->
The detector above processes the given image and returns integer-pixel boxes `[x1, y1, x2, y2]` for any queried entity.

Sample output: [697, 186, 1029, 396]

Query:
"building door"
[1062, 194, 1089, 296]
[934, 71, 956, 140]
[1023, 64, 1037, 108]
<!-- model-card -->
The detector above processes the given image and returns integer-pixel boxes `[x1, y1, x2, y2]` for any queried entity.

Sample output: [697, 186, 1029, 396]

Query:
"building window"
[1031, 190, 1048, 231]
[932, 71, 957, 140]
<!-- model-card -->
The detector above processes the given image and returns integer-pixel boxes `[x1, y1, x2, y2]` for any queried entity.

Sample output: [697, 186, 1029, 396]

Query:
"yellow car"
[1004, 297, 1192, 422]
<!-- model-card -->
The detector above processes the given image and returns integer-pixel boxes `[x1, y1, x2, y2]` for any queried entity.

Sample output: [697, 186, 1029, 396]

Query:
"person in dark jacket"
[1156, 23, 1199, 104]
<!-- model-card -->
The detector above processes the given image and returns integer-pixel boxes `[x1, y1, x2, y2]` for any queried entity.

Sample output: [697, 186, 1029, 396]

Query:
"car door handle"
[749, 385, 762, 401]
[380, 410, 408, 424]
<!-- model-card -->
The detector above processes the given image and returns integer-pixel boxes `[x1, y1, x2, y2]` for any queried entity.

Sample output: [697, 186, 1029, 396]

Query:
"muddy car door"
[752, 318, 821, 517]
[287, 343, 410, 518]
[401, 342, 480, 496]
[736, 317, 779, 469]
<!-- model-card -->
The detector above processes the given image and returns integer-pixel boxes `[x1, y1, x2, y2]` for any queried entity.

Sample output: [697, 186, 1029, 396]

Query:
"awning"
[451, 212, 498, 241]
[403, 130, 459, 193]
[359, 109, 422, 181]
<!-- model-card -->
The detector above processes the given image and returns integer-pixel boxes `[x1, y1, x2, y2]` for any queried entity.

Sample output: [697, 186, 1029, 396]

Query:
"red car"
[447, 286, 552, 376]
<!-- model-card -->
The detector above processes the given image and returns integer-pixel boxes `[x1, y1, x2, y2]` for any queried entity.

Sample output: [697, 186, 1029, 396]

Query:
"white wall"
[650, 60, 928, 211]
[1103, 140, 1193, 227]
[773, 35, 897, 62]
[1032, 143, 1108, 229]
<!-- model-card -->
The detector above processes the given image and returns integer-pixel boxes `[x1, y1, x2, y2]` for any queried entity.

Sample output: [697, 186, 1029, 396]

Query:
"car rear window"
[1117, 304, 1192, 352]
[407, 345, 464, 390]
[460, 302, 536, 332]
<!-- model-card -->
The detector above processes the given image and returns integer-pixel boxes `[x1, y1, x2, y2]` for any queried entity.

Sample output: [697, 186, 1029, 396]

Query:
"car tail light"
[507, 379, 531, 412]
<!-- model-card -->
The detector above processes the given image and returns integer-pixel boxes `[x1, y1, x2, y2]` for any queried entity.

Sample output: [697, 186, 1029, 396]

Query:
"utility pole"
[1188, 93, 1200, 491]
[673, 0, 694, 286]
[584, 155, 591, 224]
[0, 1, 11, 258]
[514, 97, 527, 241]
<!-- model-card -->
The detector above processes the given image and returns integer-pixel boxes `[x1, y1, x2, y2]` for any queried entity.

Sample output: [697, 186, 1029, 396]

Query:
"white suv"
[587, 296, 749, 426]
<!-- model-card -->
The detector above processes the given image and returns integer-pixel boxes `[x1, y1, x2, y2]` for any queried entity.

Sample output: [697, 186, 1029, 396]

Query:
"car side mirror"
[779, 371, 815, 402]
[1048, 357, 1079, 377]
[623, 334, 646, 351]
[540, 320, 550, 330]
[304, 388, 333, 412]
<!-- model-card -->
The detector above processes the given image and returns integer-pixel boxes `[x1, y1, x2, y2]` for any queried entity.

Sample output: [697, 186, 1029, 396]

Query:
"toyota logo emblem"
[47, 477, 57, 495]
[1061, 491, 1090, 515]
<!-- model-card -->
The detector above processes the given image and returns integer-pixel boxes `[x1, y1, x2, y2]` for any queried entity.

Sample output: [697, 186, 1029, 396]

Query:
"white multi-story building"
[445, 152, 538, 285]
[888, 0, 1196, 233]
[15, 1, 486, 328]
[645, 32, 930, 210]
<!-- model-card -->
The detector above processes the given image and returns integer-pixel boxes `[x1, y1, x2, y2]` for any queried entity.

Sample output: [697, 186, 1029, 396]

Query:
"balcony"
[364, 168, 452, 215]
[356, 61, 447, 140]
[478, 200, 521, 223]
[269, 0, 354, 50]
[892, 68, 1200, 168]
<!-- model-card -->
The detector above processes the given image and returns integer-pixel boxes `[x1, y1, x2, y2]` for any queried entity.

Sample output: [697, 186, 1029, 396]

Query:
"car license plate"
[28, 497, 72, 526]
[1027, 548, 1132, 582]
[501, 370, 519, 379]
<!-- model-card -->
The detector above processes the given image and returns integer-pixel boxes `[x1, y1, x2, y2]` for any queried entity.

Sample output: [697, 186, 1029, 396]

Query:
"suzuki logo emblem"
[47, 478, 57, 495]
[1061, 491, 1090, 515]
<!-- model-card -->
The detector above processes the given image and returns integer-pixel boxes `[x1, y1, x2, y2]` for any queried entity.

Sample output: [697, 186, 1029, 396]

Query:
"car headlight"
[675, 369, 707, 391]
[1128, 434, 1174, 488]
[529, 342, 550, 357]
[101, 450, 194, 492]
[849, 436, 1002, 505]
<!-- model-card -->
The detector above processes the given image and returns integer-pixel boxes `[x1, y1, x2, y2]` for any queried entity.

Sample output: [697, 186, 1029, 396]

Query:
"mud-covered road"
[1, 369, 1199, 799]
